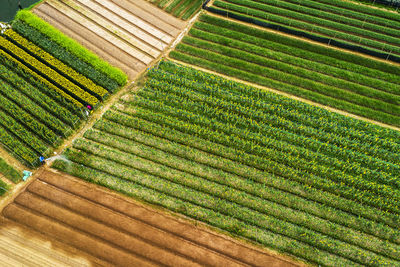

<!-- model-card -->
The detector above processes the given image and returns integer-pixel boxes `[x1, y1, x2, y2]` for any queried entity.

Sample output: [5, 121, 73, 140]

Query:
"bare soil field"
[0, 219, 108, 266]
[33, 0, 185, 79]
[2, 170, 300, 267]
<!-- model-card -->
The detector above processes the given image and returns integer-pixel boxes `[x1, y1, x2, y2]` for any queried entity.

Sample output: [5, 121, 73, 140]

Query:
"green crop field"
[53, 60, 400, 266]
[212, 0, 400, 56]
[151, 0, 203, 20]
[0, 157, 19, 185]
[170, 14, 400, 127]
[0, 11, 126, 166]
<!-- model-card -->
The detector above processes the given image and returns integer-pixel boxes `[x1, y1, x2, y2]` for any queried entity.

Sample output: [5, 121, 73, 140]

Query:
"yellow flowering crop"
[5, 29, 108, 99]
[0, 36, 98, 106]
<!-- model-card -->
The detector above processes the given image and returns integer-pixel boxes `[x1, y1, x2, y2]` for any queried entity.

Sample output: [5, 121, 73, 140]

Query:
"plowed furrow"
[39, 171, 295, 267]
[73, 0, 162, 55]
[28, 179, 247, 267]
[33, 8, 139, 78]
[13, 191, 198, 267]
[3, 204, 157, 267]
[109, 0, 182, 36]
[45, 0, 151, 65]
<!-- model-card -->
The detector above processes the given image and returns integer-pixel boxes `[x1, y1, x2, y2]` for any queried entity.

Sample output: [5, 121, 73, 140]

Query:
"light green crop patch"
[14, 10, 128, 86]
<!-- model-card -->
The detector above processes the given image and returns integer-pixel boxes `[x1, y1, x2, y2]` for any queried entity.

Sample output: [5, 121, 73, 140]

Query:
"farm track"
[33, 0, 185, 79]
[2, 170, 299, 267]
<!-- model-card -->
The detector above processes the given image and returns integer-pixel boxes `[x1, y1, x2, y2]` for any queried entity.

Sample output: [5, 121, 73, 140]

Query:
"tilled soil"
[33, 0, 185, 80]
[2, 170, 300, 267]
[0, 220, 108, 267]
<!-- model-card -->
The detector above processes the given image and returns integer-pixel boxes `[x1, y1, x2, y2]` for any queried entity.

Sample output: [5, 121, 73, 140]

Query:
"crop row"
[0, 49, 83, 110]
[170, 18, 400, 126]
[12, 20, 119, 92]
[0, 77, 67, 138]
[0, 82, 59, 146]
[125, 94, 400, 213]
[56, 61, 400, 265]
[91, 119, 400, 244]
[0, 36, 98, 107]
[144, 75, 400, 181]
[226, 0, 400, 41]
[0, 63, 78, 127]
[189, 25, 400, 97]
[213, 0, 400, 55]
[175, 39, 400, 117]
[171, 48, 400, 126]
[180, 21, 400, 108]
[109, 105, 397, 214]
[315, 0, 400, 22]
[285, 0, 400, 30]
[59, 145, 399, 266]
[53, 158, 357, 267]
[15, 10, 127, 86]
[100, 110, 400, 229]
[155, 0, 202, 20]
[148, 66, 400, 158]
[0, 124, 39, 166]
[128, 62, 400, 212]
[0, 109, 49, 156]
[80, 128, 400, 256]
[156, 60, 400, 145]
[197, 14, 400, 78]
[183, 33, 400, 107]
[4, 29, 108, 99]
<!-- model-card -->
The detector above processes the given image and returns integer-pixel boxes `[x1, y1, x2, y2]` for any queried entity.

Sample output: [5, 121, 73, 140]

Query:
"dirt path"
[1, 170, 302, 267]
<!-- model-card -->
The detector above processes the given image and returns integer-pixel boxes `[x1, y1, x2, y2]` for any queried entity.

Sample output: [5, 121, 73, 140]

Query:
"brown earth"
[0, 218, 109, 266]
[33, 0, 186, 80]
[2, 169, 302, 267]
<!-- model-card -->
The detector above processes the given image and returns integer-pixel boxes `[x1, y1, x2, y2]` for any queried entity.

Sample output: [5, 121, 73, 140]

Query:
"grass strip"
[0, 158, 21, 183]
[14, 10, 127, 86]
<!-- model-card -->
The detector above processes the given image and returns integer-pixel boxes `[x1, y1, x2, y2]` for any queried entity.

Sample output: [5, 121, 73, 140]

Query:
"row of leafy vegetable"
[213, 0, 400, 55]
[170, 14, 400, 127]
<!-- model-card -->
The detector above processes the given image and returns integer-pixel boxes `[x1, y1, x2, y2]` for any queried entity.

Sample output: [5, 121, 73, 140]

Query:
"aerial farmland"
[0, 0, 399, 266]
